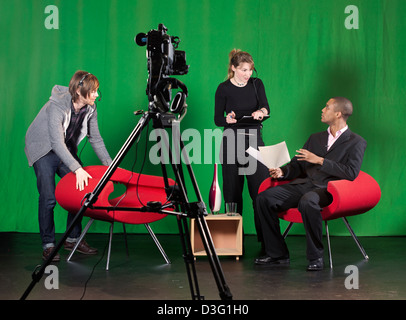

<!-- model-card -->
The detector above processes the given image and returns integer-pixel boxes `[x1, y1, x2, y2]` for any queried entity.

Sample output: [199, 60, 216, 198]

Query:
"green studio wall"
[0, 0, 404, 237]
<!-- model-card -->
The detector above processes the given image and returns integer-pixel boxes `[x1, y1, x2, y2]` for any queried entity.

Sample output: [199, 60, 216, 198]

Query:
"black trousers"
[256, 181, 333, 261]
[220, 128, 269, 242]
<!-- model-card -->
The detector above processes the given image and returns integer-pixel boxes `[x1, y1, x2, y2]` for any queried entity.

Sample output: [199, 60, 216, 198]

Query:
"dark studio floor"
[1, 231, 405, 303]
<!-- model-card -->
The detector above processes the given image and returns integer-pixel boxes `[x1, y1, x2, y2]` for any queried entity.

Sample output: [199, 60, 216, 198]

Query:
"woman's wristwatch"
[258, 108, 267, 115]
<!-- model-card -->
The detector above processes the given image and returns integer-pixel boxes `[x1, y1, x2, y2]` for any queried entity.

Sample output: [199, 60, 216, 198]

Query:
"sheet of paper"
[247, 141, 290, 169]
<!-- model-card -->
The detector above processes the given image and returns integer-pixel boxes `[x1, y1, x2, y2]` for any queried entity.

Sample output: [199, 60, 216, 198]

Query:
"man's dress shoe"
[307, 257, 324, 271]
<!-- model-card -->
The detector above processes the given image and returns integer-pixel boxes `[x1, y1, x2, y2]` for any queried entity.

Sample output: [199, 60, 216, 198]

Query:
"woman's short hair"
[69, 70, 99, 102]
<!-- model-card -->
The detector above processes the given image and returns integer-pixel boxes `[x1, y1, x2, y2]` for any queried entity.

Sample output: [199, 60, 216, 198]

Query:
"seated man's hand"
[296, 149, 324, 165]
[269, 167, 283, 179]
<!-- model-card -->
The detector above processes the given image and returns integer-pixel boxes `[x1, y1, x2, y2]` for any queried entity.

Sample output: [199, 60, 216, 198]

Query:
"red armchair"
[55, 165, 175, 270]
[258, 171, 381, 268]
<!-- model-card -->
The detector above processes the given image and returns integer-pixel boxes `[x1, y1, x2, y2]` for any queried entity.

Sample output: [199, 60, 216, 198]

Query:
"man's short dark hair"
[332, 97, 353, 121]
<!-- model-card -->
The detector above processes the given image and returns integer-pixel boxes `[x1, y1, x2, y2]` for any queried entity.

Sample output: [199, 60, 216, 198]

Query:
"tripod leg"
[177, 216, 203, 300]
[178, 216, 203, 300]
[195, 214, 233, 300]
[165, 126, 232, 300]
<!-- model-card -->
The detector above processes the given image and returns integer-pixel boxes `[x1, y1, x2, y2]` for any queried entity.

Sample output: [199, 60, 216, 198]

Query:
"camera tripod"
[21, 106, 233, 301]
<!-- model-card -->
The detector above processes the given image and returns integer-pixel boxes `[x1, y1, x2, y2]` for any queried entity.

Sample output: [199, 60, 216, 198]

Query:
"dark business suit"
[256, 129, 367, 260]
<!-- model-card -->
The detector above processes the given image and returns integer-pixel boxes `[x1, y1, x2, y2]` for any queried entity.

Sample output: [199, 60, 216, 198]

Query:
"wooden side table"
[190, 214, 243, 260]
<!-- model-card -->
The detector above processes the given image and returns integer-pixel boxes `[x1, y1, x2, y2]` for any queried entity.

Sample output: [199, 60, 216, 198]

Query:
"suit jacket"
[281, 129, 367, 188]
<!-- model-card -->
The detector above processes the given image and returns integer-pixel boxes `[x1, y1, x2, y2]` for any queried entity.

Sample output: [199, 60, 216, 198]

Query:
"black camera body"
[138, 24, 188, 76]
[136, 24, 189, 113]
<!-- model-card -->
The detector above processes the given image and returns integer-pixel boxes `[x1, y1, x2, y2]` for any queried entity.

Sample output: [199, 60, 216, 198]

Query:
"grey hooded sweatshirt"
[25, 85, 112, 172]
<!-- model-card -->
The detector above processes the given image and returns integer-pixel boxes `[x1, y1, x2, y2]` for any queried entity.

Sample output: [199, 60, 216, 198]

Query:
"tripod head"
[150, 77, 188, 115]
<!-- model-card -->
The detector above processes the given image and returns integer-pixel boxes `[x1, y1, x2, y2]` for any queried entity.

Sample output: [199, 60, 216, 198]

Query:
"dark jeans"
[33, 151, 82, 249]
[256, 182, 333, 261]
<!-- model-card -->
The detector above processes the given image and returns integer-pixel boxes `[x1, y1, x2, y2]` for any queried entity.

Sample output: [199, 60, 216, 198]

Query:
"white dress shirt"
[327, 126, 348, 151]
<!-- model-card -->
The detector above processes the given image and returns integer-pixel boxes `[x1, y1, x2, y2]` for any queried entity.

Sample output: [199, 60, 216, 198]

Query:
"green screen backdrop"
[1, 0, 405, 237]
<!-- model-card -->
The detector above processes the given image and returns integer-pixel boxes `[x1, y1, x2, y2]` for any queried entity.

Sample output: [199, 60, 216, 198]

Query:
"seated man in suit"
[255, 97, 367, 271]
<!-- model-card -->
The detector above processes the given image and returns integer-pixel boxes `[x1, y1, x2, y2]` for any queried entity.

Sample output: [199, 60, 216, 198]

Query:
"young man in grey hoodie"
[25, 71, 112, 261]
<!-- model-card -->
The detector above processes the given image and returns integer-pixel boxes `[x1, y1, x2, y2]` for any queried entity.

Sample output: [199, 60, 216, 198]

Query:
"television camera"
[135, 23, 189, 113]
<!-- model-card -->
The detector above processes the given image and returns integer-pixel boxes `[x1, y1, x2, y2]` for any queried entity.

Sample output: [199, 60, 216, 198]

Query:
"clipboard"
[237, 115, 269, 124]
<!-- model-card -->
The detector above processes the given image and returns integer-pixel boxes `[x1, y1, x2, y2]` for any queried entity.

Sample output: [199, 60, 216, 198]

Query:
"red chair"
[258, 171, 381, 268]
[55, 165, 175, 270]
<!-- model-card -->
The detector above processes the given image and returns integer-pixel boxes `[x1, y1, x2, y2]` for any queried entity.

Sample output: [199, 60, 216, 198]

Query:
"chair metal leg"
[67, 218, 94, 261]
[106, 223, 114, 271]
[122, 223, 129, 258]
[342, 217, 369, 260]
[144, 223, 171, 264]
[282, 222, 294, 239]
[325, 221, 333, 269]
